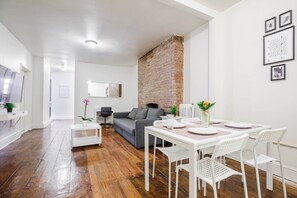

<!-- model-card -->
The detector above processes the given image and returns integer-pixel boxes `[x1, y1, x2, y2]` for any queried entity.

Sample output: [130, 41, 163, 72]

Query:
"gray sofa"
[113, 108, 164, 148]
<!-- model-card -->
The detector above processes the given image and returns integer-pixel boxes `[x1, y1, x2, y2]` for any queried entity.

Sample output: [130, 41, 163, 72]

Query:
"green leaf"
[197, 101, 215, 111]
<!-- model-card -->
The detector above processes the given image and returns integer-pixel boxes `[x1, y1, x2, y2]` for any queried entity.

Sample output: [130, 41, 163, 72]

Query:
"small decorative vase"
[7, 108, 13, 113]
[201, 110, 210, 128]
[82, 120, 88, 127]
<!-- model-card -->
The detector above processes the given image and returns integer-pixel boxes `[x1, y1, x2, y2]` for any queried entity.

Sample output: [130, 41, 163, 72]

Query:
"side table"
[70, 123, 102, 148]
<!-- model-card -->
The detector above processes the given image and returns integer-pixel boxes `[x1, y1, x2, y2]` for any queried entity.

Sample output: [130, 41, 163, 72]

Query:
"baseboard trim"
[51, 116, 74, 120]
[32, 118, 52, 129]
[228, 154, 297, 183]
[43, 119, 52, 127]
[0, 129, 24, 150]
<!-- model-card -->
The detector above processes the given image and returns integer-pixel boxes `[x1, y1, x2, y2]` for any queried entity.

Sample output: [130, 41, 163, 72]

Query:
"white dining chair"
[175, 134, 249, 198]
[152, 120, 189, 198]
[180, 117, 200, 124]
[244, 128, 287, 198]
[181, 117, 222, 193]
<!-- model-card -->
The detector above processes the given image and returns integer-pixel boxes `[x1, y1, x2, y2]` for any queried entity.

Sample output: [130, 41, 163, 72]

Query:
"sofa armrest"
[134, 118, 160, 148]
[113, 112, 130, 118]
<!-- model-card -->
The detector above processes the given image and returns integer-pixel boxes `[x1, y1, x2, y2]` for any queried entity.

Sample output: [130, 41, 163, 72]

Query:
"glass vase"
[82, 120, 88, 127]
[201, 110, 210, 128]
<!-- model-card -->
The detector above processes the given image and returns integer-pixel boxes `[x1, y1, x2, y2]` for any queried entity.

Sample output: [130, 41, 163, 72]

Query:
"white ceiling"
[0, 0, 209, 66]
[193, 0, 241, 11]
[48, 59, 75, 72]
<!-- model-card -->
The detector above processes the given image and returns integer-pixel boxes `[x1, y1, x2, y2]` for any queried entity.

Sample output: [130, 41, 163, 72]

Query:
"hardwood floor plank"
[0, 121, 296, 197]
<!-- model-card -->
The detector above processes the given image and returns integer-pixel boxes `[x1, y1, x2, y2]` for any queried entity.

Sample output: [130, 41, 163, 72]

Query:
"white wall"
[184, 23, 209, 116]
[0, 21, 33, 148]
[51, 71, 75, 119]
[74, 62, 138, 122]
[0, 23, 32, 72]
[209, 0, 297, 181]
[31, 57, 51, 128]
[23, 68, 32, 132]
[32, 57, 44, 127]
[43, 59, 51, 123]
[184, 23, 209, 103]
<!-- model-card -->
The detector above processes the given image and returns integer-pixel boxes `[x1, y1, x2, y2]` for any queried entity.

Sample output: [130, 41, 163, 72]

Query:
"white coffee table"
[70, 123, 102, 148]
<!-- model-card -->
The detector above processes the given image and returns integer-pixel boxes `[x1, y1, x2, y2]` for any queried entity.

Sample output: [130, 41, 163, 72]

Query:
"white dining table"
[144, 122, 271, 198]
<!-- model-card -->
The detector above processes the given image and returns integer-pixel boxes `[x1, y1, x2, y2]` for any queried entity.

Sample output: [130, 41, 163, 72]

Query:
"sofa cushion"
[146, 108, 164, 119]
[135, 108, 148, 120]
[127, 108, 138, 120]
[114, 118, 135, 136]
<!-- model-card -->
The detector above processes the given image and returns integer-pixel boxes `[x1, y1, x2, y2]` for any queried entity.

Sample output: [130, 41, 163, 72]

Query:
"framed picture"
[279, 10, 292, 28]
[59, 85, 70, 98]
[263, 26, 295, 65]
[271, 64, 286, 81]
[265, 17, 276, 33]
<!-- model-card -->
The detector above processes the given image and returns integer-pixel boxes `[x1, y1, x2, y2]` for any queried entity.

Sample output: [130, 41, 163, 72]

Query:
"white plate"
[164, 123, 186, 129]
[188, 127, 218, 135]
[212, 119, 222, 124]
[224, 122, 252, 129]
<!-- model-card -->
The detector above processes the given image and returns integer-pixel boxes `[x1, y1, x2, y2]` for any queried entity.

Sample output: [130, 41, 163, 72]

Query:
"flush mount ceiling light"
[60, 67, 67, 71]
[85, 40, 98, 48]
[58, 62, 68, 71]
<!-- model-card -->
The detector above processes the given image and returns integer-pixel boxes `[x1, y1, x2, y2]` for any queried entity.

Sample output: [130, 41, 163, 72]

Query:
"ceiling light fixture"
[85, 40, 98, 48]
[60, 67, 67, 71]
[58, 62, 68, 71]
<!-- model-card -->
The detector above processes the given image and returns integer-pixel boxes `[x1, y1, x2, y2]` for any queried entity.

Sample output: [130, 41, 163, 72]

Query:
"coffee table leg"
[99, 128, 102, 145]
[71, 129, 73, 148]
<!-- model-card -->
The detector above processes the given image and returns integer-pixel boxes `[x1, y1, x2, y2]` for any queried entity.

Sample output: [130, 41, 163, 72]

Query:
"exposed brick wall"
[138, 36, 184, 112]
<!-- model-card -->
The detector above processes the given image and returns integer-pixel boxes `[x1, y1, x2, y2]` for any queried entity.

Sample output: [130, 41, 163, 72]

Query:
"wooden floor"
[0, 120, 296, 197]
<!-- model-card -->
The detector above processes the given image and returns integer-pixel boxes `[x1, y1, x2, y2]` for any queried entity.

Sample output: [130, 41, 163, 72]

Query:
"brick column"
[138, 36, 184, 112]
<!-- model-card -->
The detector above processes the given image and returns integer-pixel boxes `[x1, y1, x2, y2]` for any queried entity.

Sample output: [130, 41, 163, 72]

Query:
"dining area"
[144, 101, 288, 198]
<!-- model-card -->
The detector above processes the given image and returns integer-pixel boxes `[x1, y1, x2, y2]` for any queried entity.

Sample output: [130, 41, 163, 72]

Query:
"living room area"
[0, 0, 297, 197]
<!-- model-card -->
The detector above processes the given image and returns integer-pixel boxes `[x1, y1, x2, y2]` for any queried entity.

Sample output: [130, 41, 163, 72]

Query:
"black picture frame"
[271, 64, 286, 81]
[265, 17, 276, 33]
[279, 10, 292, 28]
[263, 26, 295, 65]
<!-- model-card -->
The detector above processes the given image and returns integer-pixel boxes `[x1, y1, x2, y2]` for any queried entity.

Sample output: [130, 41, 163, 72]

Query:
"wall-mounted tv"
[0, 64, 24, 103]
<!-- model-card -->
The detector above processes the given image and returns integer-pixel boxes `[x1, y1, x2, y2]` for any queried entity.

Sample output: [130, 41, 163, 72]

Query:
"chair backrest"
[179, 104, 194, 118]
[212, 134, 249, 159]
[180, 117, 200, 124]
[254, 128, 286, 146]
[153, 120, 177, 126]
[101, 107, 112, 116]
[101, 107, 112, 112]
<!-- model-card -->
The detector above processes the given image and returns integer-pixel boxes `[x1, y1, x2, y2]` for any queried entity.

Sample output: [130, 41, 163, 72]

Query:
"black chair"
[101, 107, 113, 128]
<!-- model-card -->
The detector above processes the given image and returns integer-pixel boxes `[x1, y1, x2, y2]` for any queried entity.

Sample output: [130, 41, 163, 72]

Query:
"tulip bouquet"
[197, 101, 216, 111]
[197, 100, 215, 127]
[78, 98, 94, 122]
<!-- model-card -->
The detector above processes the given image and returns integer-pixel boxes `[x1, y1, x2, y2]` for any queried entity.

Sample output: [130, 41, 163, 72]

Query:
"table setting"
[144, 101, 271, 198]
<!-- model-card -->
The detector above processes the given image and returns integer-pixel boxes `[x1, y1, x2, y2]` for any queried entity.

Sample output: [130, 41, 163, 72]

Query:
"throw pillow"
[128, 108, 138, 120]
[135, 108, 148, 120]
[146, 108, 164, 119]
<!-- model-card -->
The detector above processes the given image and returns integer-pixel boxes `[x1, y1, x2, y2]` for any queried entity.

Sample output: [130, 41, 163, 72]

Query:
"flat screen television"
[0, 64, 24, 103]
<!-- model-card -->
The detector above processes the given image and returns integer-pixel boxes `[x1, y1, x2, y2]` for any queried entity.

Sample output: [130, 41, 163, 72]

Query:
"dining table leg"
[189, 146, 197, 198]
[145, 130, 150, 191]
[266, 142, 273, 190]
